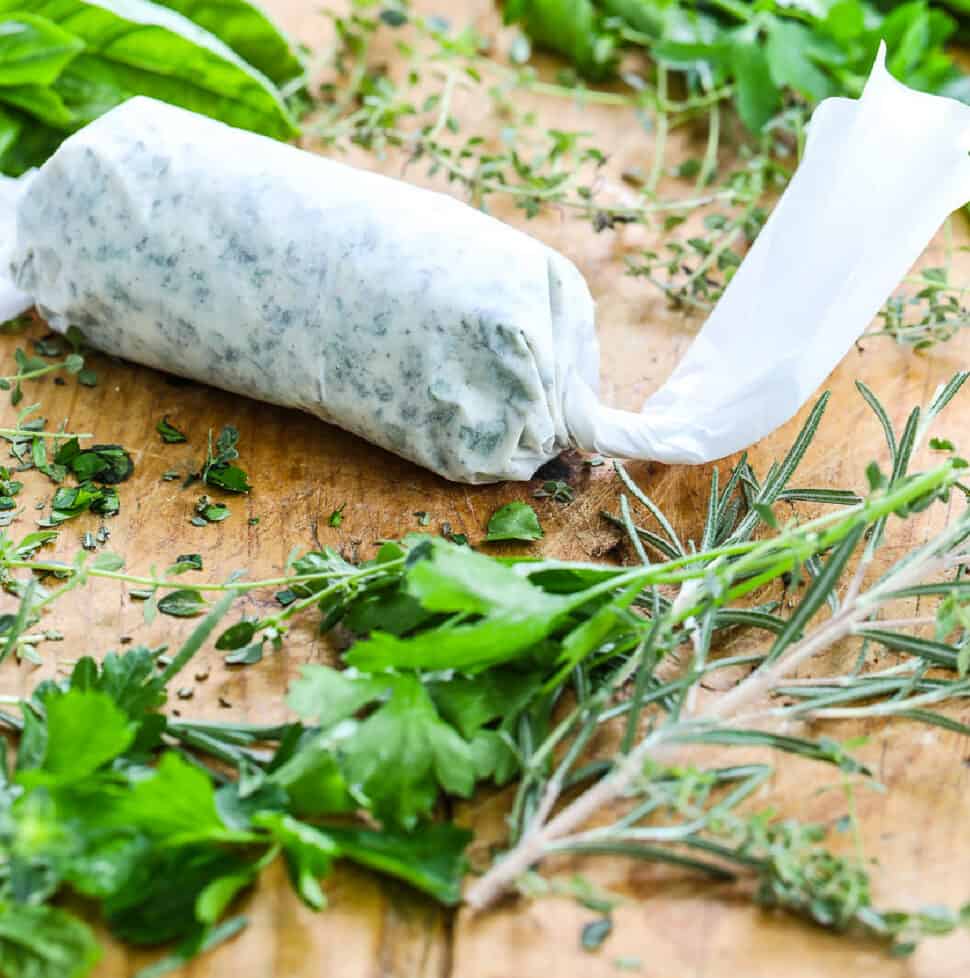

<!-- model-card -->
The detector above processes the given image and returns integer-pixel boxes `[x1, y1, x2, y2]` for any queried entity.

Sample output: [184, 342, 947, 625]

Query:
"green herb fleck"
[581, 916, 613, 951]
[157, 416, 188, 444]
[485, 501, 543, 542]
[200, 426, 251, 494]
[534, 480, 574, 503]
[157, 589, 207, 618]
[173, 553, 203, 571]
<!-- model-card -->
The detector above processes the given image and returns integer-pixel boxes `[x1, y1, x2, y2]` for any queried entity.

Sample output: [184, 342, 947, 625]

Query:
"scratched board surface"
[1, 1, 969, 976]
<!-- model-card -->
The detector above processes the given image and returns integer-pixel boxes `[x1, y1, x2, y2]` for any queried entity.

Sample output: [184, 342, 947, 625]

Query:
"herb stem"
[0, 559, 405, 595]
[0, 429, 92, 441]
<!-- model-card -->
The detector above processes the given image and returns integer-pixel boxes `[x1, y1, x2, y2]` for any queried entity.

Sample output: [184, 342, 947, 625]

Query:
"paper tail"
[568, 44, 970, 465]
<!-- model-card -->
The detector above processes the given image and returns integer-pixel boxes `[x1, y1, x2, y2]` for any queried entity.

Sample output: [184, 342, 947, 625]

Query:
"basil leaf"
[0, 106, 63, 176]
[1, 0, 299, 139]
[0, 103, 21, 159]
[0, 83, 76, 128]
[0, 12, 83, 86]
[152, 0, 304, 86]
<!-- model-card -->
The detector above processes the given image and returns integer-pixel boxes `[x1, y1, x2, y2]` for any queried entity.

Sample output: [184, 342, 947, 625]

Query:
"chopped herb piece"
[174, 553, 203, 571]
[613, 957, 643, 971]
[581, 916, 613, 951]
[0, 315, 30, 334]
[157, 589, 207, 618]
[533, 480, 574, 503]
[329, 504, 346, 528]
[205, 465, 251, 494]
[157, 416, 188, 444]
[200, 426, 251, 493]
[193, 496, 230, 525]
[43, 482, 119, 525]
[485, 501, 543, 542]
[81, 532, 96, 551]
[54, 441, 134, 485]
[33, 333, 65, 358]
[225, 641, 264, 666]
[215, 620, 258, 651]
[162, 469, 181, 481]
[92, 487, 120, 517]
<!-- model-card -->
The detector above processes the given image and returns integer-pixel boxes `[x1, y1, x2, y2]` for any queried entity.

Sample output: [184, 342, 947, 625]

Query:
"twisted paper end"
[567, 43, 970, 464]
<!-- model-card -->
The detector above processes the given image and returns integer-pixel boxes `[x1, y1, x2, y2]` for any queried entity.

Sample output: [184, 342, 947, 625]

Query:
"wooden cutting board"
[2, 1, 969, 975]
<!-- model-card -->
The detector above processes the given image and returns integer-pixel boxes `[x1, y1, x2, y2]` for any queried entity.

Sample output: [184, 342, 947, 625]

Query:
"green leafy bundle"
[3, 378, 970, 973]
[505, 0, 967, 130]
[0, 0, 303, 176]
[0, 622, 471, 977]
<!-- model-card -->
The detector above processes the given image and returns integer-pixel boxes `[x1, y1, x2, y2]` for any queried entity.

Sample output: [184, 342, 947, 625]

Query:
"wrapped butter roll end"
[5, 43, 970, 483]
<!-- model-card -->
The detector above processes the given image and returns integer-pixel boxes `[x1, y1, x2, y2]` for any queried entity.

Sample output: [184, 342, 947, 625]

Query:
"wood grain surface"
[2, 1, 970, 976]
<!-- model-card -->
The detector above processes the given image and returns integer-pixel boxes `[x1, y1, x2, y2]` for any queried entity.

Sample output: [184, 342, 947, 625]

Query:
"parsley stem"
[255, 561, 405, 630]
[0, 429, 92, 440]
[1, 360, 73, 384]
[645, 65, 668, 195]
[0, 559, 406, 600]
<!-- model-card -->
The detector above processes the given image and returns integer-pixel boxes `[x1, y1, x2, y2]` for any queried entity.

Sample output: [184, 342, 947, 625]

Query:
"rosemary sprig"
[464, 377, 970, 930]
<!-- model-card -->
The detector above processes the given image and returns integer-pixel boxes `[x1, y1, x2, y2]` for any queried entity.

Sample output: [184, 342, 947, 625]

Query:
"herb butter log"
[6, 46, 970, 482]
